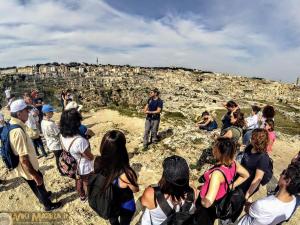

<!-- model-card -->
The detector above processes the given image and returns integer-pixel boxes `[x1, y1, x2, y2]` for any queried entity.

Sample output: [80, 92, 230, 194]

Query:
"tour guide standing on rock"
[143, 88, 163, 150]
[9, 99, 62, 211]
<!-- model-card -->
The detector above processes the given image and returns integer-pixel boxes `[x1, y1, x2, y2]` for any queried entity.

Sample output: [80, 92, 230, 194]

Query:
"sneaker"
[44, 202, 62, 211]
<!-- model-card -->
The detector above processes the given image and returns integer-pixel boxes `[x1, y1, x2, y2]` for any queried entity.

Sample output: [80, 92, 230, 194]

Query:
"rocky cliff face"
[1, 67, 299, 134]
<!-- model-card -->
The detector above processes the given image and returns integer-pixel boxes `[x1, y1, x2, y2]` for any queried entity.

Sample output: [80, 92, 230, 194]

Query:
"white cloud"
[0, 0, 299, 82]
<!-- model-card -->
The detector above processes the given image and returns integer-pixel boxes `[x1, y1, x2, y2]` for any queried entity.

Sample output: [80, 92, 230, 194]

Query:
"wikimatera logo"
[0, 212, 68, 224]
[0, 213, 12, 225]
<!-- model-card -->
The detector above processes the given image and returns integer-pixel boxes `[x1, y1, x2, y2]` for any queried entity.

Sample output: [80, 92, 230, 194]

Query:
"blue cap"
[42, 104, 55, 113]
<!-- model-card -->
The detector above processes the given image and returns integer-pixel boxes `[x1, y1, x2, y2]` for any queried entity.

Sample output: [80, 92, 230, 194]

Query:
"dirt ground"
[0, 108, 299, 225]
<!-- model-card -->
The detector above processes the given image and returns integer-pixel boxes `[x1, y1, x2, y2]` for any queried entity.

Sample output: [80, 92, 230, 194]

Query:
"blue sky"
[0, 0, 299, 82]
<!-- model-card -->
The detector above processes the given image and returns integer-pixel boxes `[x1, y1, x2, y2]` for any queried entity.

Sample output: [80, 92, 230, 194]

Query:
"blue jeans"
[200, 121, 218, 131]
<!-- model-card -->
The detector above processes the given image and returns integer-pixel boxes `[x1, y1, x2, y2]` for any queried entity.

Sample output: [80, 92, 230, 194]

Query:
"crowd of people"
[0, 87, 299, 225]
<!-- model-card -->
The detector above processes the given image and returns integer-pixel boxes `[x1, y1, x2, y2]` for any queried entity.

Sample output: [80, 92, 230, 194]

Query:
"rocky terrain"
[0, 66, 300, 224]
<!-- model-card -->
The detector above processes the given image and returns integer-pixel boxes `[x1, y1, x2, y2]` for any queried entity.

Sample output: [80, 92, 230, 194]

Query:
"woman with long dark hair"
[141, 155, 197, 225]
[60, 108, 94, 201]
[94, 130, 139, 225]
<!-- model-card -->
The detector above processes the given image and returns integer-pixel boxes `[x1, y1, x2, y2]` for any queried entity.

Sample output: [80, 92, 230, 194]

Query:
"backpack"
[0, 122, 22, 170]
[59, 137, 80, 179]
[214, 168, 246, 221]
[151, 185, 195, 225]
[87, 173, 120, 219]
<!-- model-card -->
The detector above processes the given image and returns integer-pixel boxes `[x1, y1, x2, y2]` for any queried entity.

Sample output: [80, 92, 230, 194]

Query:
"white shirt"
[26, 110, 39, 130]
[41, 119, 61, 151]
[5, 89, 11, 98]
[246, 114, 259, 130]
[60, 135, 93, 175]
[238, 195, 296, 225]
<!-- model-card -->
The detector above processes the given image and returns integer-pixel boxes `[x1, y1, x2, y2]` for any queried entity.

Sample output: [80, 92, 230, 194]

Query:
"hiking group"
[0, 87, 299, 225]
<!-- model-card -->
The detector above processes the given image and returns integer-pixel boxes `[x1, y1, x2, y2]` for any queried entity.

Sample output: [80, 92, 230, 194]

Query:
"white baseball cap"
[10, 99, 29, 113]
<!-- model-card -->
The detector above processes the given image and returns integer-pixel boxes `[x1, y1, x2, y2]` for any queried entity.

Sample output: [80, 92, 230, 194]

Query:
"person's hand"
[33, 174, 43, 186]
[232, 106, 239, 112]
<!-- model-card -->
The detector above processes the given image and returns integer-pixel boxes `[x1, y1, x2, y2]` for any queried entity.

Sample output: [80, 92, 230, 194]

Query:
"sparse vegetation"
[107, 104, 144, 118]
[163, 111, 186, 119]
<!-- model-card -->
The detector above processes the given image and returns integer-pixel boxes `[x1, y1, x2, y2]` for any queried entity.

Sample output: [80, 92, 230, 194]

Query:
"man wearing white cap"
[9, 99, 61, 211]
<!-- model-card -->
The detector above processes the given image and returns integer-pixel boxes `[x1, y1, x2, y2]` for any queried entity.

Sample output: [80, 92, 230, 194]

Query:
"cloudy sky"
[0, 0, 299, 82]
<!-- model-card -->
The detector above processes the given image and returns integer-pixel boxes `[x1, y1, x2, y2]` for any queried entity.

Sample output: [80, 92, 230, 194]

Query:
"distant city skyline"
[0, 0, 299, 82]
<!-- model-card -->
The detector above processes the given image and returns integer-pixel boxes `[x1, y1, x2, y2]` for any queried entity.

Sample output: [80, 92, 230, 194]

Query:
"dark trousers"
[109, 208, 135, 225]
[53, 150, 63, 175]
[33, 138, 47, 156]
[75, 173, 91, 199]
[143, 119, 160, 147]
[23, 171, 51, 208]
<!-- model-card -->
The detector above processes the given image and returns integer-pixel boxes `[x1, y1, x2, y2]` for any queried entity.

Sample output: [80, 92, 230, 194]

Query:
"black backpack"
[87, 173, 120, 219]
[151, 185, 195, 225]
[0, 122, 22, 170]
[214, 169, 246, 221]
